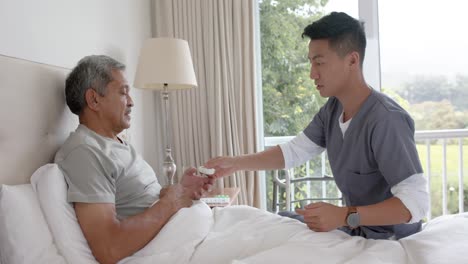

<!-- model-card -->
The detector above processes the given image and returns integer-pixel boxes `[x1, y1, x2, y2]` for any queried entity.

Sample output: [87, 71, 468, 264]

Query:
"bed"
[1, 55, 467, 264]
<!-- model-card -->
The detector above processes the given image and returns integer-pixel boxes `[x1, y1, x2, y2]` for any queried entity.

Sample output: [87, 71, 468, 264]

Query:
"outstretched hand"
[204, 156, 238, 179]
[180, 167, 214, 199]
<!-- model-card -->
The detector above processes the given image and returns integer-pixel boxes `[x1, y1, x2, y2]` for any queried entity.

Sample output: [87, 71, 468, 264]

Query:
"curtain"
[151, 0, 261, 207]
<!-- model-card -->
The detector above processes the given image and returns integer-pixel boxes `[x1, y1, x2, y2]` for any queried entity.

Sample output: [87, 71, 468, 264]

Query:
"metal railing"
[265, 129, 468, 219]
[415, 129, 467, 219]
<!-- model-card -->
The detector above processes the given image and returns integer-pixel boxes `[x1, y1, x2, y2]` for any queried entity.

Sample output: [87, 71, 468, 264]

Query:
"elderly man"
[55, 55, 211, 264]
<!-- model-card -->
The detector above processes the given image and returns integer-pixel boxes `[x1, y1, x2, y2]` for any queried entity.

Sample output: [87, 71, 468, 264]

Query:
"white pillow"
[400, 213, 468, 264]
[30, 164, 98, 264]
[0, 184, 66, 264]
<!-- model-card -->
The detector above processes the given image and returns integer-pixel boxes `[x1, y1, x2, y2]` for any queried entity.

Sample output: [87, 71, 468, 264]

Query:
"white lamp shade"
[134, 38, 197, 90]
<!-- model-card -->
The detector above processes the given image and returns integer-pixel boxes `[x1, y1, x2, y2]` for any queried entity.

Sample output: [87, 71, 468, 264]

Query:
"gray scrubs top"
[55, 125, 161, 220]
[303, 89, 423, 239]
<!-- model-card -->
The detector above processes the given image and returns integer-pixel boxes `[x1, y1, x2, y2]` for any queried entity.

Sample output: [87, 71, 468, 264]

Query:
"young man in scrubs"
[205, 12, 428, 239]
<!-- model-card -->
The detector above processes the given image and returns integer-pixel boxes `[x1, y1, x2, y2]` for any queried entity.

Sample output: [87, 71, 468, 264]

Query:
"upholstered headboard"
[0, 55, 78, 185]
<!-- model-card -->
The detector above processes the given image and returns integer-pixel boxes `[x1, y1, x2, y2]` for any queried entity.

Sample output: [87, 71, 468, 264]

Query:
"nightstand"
[201, 187, 240, 207]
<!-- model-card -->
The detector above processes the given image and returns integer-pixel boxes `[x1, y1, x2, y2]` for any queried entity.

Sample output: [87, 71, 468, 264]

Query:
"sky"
[324, 0, 468, 82]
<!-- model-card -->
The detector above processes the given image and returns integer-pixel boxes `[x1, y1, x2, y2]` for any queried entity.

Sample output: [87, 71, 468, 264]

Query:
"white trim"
[442, 139, 448, 215]
[265, 129, 468, 146]
[425, 139, 432, 220]
[359, 0, 382, 91]
[415, 129, 468, 140]
[458, 138, 464, 213]
[253, 0, 267, 210]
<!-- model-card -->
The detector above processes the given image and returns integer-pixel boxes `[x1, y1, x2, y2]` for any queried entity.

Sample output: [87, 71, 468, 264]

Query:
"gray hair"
[65, 55, 126, 115]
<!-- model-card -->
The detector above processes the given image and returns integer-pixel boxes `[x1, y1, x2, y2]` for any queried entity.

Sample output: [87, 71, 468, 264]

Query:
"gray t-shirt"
[55, 125, 161, 220]
[303, 89, 423, 239]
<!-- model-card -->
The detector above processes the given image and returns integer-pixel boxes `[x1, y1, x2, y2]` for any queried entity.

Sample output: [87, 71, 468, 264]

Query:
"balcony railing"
[265, 129, 468, 219]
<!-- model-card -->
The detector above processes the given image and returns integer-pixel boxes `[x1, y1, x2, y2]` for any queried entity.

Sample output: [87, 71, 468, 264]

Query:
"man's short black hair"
[302, 12, 366, 67]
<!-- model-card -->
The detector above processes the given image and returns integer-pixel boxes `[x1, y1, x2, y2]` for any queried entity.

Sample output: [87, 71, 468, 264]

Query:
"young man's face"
[98, 70, 134, 133]
[308, 39, 352, 98]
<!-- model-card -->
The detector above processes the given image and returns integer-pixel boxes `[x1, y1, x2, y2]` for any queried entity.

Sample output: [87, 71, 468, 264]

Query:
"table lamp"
[134, 38, 197, 185]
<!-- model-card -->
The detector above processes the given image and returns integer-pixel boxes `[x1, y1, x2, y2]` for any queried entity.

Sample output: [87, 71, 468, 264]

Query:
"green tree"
[450, 75, 468, 111]
[260, 0, 328, 137]
[382, 87, 410, 111]
[409, 100, 461, 130]
[391, 74, 468, 130]
[396, 75, 452, 104]
[260, 0, 332, 211]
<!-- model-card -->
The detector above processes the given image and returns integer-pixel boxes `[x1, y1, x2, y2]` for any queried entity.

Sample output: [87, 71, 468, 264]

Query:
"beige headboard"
[0, 55, 78, 185]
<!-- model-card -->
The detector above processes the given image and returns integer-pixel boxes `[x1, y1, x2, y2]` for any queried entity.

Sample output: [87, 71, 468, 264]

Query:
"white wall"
[0, 0, 150, 69]
[0, 0, 160, 165]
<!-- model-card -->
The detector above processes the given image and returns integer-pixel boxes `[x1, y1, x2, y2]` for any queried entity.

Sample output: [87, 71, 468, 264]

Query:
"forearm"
[234, 146, 285, 171]
[96, 199, 177, 263]
[356, 197, 411, 226]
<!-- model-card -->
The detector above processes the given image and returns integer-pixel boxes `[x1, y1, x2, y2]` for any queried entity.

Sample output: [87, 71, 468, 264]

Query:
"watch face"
[347, 213, 360, 228]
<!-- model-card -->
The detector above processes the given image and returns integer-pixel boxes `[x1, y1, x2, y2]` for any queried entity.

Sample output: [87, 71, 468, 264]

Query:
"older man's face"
[99, 70, 134, 133]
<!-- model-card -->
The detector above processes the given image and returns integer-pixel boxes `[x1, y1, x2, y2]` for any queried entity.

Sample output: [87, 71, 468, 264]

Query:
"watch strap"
[347, 206, 357, 215]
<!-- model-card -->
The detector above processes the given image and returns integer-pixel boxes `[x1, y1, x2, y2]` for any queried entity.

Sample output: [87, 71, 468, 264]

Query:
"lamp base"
[162, 148, 176, 185]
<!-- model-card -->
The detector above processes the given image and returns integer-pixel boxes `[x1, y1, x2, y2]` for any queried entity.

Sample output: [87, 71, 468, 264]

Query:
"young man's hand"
[296, 202, 348, 232]
[180, 167, 214, 199]
[203, 156, 238, 179]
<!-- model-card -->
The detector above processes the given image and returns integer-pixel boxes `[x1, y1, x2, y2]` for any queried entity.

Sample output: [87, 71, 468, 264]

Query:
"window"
[259, 0, 466, 216]
[259, 0, 357, 211]
[379, 0, 468, 216]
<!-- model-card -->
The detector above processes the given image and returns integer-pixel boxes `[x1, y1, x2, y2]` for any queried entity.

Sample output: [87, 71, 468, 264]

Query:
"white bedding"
[2, 163, 467, 264]
[120, 203, 468, 264]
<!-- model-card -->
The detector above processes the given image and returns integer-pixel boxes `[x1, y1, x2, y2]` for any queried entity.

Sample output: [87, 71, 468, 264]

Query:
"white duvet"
[119, 202, 468, 264]
[5, 166, 465, 264]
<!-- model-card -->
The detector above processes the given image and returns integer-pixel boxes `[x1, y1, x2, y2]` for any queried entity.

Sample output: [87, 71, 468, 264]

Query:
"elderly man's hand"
[180, 167, 214, 200]
[158, 184, 193, 212]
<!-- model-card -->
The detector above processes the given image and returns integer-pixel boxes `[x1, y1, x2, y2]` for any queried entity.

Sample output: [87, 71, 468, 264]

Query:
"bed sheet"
[118, 203, 468, 264]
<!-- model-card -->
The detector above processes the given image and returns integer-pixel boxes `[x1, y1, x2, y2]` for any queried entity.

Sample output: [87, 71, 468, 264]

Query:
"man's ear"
[348, 51, 360, 68]
[84, 89, 99, 111]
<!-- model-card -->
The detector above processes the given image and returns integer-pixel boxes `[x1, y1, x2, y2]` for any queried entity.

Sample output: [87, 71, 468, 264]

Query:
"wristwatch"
[346, 206, 360, 229]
